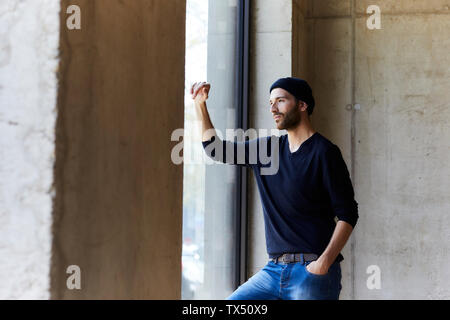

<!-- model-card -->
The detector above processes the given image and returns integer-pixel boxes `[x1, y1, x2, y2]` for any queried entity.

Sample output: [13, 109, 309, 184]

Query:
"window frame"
[234, 0, 251, 288]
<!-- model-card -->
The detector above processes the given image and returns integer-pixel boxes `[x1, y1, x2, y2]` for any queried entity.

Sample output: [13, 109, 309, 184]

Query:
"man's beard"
[277, 106, 301, 130]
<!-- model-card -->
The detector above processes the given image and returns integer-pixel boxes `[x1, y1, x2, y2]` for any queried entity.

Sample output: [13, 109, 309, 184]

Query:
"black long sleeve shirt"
[202, 131, 358, 263]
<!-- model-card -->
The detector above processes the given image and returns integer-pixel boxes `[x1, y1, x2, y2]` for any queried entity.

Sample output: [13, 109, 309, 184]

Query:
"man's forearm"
[195, 101, 216, 142]
[317, 220, 354, 269]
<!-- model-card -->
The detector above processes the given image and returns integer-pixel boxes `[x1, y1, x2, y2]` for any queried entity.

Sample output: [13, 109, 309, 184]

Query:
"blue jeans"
[226, 259, 342, 300]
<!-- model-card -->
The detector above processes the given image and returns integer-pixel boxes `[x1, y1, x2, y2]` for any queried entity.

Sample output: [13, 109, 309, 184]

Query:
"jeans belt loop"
[300, 253, 304, 265]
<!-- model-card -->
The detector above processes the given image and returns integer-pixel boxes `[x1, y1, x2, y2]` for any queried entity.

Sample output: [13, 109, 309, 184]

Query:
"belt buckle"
[285, 253, 294, 263]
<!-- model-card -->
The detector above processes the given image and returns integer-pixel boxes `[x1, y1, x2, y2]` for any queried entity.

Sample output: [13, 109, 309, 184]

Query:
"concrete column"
[0, 0, 60, 299]
[52, 0, 186, 299]
[297, 0, 355, 299]
[247, 0, 293, 278]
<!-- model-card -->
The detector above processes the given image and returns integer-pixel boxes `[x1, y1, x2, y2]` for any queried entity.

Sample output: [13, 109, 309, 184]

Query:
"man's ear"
[299, 101, 308, 112]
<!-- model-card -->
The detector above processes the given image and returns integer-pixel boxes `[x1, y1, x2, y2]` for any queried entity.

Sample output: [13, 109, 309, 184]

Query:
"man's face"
[269, 88, 304, 130]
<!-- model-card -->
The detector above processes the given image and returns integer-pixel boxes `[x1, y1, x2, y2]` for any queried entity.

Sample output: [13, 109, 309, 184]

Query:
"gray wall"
[352, 0, 450, 299]
[247, 0, 293, 278]
[248, 0, 450, 299]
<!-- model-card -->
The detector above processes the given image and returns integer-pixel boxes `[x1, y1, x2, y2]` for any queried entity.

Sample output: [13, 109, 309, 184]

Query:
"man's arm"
[192, 82, 256, 167]
[191, 82, 216, 142]
[307, 144, 359, 275]
[309, 221, 354, 274]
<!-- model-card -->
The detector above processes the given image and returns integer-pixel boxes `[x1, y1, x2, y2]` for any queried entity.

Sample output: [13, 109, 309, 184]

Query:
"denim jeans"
[226, 259, 342, 300]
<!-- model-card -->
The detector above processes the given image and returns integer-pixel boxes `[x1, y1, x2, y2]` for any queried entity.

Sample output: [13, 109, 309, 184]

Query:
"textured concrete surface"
[247, 0, 293, 279]
[51, 0, 186, 299]
[353, 11, 450, 299]
[0, 0, 60, 299]
[301, 9, 355, 300]
[291, 0, 450, 299]
[248, 0, 450, 299]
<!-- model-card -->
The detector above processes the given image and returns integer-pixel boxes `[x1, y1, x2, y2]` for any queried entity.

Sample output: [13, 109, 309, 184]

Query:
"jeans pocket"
[304, 261, 329, 277]
[302, 261, 332, 298]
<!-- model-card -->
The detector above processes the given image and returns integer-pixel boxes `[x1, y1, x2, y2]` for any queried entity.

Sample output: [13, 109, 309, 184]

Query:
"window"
[182, 0, 249, 299]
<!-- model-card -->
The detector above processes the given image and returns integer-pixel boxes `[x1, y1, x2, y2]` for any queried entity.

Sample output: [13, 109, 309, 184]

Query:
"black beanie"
[269, 77, 315, 115]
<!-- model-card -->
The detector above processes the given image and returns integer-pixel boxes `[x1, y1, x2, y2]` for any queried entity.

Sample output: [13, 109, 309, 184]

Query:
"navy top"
[202, 131, 359, 263]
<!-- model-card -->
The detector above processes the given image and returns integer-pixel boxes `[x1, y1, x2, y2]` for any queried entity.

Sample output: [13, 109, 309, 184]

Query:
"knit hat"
[269, 77, 315, 115]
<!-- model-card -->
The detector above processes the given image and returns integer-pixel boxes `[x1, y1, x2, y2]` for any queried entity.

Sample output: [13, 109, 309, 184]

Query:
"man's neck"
[286, 124, 316, 153]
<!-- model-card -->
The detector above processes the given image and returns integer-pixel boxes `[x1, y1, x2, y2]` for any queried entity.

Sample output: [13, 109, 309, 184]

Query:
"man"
[191, 77, 358, 300]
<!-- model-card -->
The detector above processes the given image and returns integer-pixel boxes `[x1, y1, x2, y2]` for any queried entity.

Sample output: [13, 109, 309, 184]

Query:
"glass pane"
[182, 0, 240, 300]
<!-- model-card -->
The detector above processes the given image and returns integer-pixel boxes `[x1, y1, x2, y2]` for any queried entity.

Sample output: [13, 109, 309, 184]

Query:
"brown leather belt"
[270, 253, 319, 264]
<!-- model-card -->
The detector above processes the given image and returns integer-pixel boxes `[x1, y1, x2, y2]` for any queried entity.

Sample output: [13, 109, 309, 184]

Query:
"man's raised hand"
[191, 81, 211, 104]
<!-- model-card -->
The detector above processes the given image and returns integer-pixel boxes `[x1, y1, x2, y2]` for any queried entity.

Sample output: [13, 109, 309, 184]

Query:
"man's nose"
[270, 103, 278, 113]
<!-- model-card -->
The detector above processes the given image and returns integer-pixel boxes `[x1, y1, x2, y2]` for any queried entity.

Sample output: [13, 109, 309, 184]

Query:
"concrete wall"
[247, 0, 293, 277]
[352, 0, 450, 299]
[296, 0, 356, 299]
[247, 0, 450, 299]
[51, 0, 186, 299]
[0, 0, 60, 299]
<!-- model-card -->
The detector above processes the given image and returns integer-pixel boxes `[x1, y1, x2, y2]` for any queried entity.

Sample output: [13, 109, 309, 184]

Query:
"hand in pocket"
[305, 260, 328, 276]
